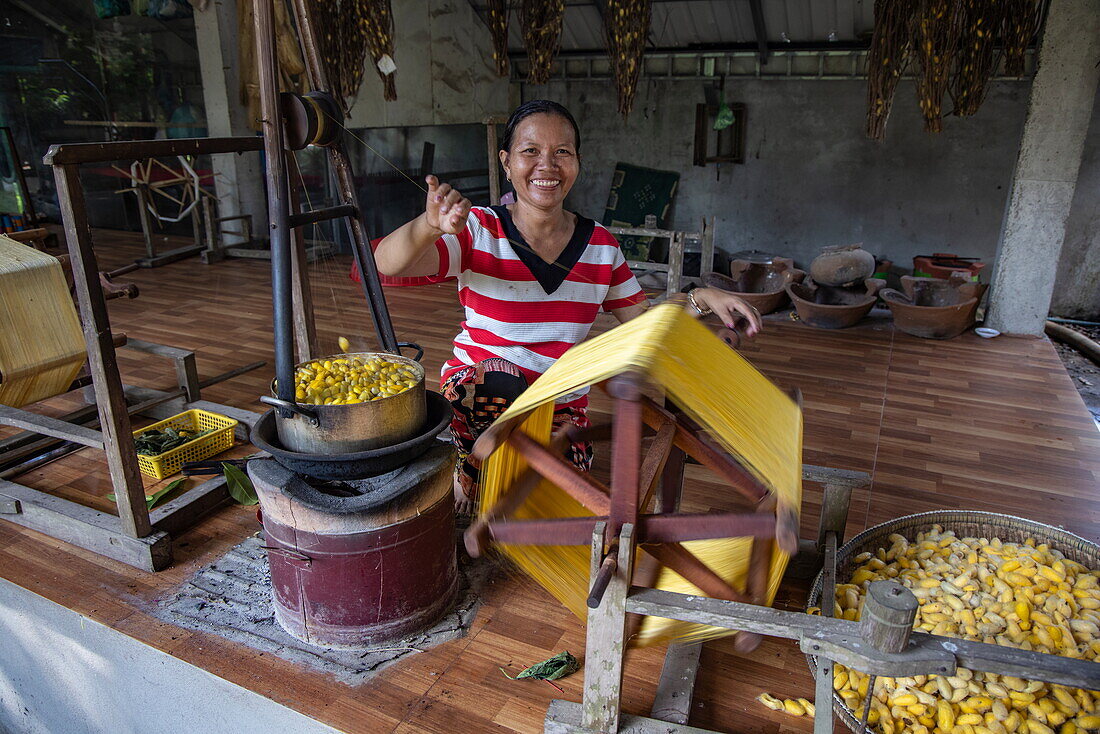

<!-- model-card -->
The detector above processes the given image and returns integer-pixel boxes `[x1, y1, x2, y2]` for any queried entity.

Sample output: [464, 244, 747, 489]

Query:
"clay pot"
[786, 277, 886, 329]
[702, 258, 806, 315]
[810, 244, 876, 287]
[881, 274, 989, 339]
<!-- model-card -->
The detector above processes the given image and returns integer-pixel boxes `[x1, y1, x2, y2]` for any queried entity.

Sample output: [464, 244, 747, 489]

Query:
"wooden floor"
[2, 230, 1098, 733]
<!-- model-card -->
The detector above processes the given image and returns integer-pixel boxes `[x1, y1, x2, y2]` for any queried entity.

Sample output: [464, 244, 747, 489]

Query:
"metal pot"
[260, 348, 427, 455]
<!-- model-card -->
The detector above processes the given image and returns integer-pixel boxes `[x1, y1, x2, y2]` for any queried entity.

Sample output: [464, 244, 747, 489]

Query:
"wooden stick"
[641, 543, 749, 603]
[638, 419, 676, 514]
[608, 372, 644, 541]
[640, 398, 768, 503]
[464, 431, 570, 557]
[508, 431, 610, 515]
[471, 412, 529, 461]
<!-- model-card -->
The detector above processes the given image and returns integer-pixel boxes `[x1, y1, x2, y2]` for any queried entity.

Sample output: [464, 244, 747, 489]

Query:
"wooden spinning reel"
[464, 366, 801, 652]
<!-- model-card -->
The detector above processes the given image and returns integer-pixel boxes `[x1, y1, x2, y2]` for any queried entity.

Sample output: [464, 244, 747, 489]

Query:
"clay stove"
[249, 444, 457, 647]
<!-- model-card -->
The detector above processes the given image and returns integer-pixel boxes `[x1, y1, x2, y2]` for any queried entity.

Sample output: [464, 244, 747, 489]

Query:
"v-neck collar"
[491, 205, 594, 295]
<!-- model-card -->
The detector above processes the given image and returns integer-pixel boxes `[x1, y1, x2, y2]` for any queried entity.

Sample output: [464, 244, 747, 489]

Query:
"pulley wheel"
[280, 91, 342, 150]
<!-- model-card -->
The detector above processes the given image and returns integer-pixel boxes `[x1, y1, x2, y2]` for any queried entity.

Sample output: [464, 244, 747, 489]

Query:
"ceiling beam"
[747, 0, 769, 65]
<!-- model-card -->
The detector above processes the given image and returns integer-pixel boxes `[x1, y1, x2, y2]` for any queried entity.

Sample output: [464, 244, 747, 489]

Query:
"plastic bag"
[93, 0, 131, 19]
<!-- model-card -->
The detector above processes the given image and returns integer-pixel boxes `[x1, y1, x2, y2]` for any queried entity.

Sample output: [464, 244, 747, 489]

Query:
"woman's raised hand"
[425, 175, 472, 235]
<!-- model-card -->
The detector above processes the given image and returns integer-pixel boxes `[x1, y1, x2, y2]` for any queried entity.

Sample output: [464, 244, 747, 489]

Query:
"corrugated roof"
[499, 0, 878, 51]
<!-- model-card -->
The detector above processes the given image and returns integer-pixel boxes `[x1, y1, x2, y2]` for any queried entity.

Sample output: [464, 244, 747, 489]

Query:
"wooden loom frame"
[465, 366, 869, 731]
[465, 364, 1100, 733]
[0, 137, 269, 572]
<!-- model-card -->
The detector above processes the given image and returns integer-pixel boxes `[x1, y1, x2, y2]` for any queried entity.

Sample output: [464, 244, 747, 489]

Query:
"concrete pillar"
[194, 0, 267, 246]
[985, 0, 1100, 335]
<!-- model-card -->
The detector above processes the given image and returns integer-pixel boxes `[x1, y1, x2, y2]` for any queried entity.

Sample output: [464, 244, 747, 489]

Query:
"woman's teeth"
[530, 179, 560, 189]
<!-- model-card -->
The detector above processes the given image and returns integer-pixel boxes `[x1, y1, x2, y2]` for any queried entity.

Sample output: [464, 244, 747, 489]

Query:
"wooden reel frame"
[464, 369, 801, 653]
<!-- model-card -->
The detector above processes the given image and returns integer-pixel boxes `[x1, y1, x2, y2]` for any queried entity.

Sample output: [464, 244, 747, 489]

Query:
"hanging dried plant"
[913, 0, 963, 133]
[305, 0, 367, 110]
[866, 0, 919, 141]
[1002, 0, 1039, 76]
[359, 0, 398, 101]
[604, 0, 651, 117]
[487, 0, 510, 77]
[950, 0, 1006, 116]
[522, 0, 566, 84]
[238, 0, 307, 130]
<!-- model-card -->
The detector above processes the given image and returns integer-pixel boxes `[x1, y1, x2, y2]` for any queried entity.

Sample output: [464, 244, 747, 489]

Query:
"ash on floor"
[153, 534, 495, 686]
[1051, 323, 1100, 426]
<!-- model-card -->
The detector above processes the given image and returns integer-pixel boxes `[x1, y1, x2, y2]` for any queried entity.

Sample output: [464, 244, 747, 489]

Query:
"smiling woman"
[374, 100, 761, 513]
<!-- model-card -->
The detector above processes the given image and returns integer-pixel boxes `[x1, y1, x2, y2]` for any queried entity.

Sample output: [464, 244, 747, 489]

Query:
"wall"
[0, 579, 338, 734]
[347, 0, 509, 128]
[528, 77, 1037, 272]
[1051, 91, 1100, 320]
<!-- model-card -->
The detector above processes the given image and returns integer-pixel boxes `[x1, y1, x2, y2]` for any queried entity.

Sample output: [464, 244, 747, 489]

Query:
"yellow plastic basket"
[132, 409, 238, 480]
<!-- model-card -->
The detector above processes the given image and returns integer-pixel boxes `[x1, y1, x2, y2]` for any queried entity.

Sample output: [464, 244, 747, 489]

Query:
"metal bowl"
[806, 510, 1100, 734]
[263, 351, 427, 455]
[251, 390, 452, 481]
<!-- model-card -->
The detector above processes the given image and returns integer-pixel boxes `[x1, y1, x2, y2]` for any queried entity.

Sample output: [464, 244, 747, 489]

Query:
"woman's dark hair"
[500, 100, 581, 153]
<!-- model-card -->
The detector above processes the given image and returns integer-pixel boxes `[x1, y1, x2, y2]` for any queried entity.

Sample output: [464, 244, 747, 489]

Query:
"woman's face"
[499, 113, 580, 213]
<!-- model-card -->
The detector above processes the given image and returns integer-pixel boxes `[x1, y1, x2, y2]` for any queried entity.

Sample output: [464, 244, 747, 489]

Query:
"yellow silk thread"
[479, 303, 802, 645]
[0, 236, 86, 408]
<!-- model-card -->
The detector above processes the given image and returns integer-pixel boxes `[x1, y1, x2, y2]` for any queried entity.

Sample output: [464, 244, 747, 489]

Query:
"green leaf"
[223, 463, 258, 506]
[147, 478, 185, 510]
[107, 477, 187, 510]
[513, 651, 578, 681]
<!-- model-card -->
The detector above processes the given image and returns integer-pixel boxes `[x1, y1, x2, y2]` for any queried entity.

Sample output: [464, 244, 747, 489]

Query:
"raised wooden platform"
[1, 230, 1097, 733]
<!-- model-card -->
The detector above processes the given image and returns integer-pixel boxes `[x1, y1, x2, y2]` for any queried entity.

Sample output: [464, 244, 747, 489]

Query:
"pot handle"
[259, 396, 321, 427]
[396, 341, 424, 362]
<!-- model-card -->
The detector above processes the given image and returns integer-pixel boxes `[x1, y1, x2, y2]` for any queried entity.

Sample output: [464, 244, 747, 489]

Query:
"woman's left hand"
[691, 288, 762, 337]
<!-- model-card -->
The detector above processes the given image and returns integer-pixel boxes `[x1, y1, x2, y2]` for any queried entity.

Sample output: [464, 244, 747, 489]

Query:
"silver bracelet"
[687, 288, 712, 316]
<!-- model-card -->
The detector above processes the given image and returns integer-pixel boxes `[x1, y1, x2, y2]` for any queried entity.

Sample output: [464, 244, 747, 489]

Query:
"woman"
[376, 100, 761, 513]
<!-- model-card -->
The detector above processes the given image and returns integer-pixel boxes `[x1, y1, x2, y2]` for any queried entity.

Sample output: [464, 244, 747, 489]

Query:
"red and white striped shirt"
[436, 206, 646, 404]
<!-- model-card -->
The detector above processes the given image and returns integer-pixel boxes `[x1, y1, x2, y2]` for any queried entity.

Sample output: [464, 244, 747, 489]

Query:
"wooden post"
[582, 522, 635, 733]
[607, 373, 644, 543]
[738, 535, 773, 652]
[667, 231, 685, 298]
[485, 116, 502, 205]
[54, 163, 151, 538]
[700, 217, 715, 279]
[859, 581, 918, 653]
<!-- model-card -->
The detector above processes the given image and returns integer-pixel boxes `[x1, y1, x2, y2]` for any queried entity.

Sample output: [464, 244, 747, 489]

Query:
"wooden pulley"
[280, 91, 342, 150]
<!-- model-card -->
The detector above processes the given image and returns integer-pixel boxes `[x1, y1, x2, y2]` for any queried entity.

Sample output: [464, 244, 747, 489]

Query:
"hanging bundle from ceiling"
[359, 0, 398, 101]
[238, 0, 307, 130]
[304, 0, 367, 112]
[487, 0, 510, 77]
[522, 0, 566, 84]
[950, 0, 1007, 116]
[866, 0, 919, 141]
[1002, 0, 1040, 76]
[604, 0, 651, 117]
[913, 0, 963, 133]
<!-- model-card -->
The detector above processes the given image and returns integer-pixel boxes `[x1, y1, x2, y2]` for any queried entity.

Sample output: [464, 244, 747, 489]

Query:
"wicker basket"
[133, 409, 238, 480]
[806, 510, 1100, 734]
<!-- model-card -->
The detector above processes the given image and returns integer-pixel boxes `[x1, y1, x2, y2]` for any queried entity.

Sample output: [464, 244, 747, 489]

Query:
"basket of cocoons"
[0, 236, 86, 408]
[473, 302, 803, 647]
[808, 510, 1100, 734]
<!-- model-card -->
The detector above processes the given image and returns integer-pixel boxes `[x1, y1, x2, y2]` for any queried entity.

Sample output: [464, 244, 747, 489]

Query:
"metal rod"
[287, 204, 358, 228]
[253, 0, 296, 416]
